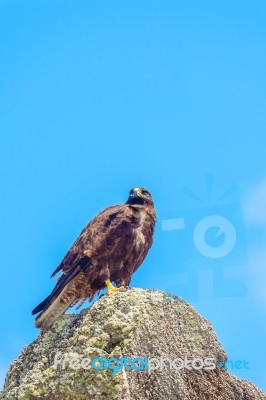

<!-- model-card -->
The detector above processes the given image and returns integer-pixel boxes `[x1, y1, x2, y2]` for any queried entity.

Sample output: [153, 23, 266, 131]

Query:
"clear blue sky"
[1, 0, 266, 391]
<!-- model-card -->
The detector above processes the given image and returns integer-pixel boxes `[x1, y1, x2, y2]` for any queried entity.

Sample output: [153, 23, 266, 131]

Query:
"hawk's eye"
[142, 190, 148, 195]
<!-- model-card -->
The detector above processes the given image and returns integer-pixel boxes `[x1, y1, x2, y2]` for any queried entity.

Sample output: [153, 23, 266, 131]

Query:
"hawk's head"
[126, 187, 154, 207]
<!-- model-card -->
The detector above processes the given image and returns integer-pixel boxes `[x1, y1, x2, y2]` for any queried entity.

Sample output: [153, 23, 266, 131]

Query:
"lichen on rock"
[1, 289, 265, 400]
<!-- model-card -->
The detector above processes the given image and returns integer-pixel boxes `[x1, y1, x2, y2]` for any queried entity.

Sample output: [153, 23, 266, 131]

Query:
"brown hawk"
[32, 187, 156, 332]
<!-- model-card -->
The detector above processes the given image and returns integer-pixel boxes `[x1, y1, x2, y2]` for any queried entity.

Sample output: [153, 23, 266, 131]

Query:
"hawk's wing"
[50, 204, 130, 277]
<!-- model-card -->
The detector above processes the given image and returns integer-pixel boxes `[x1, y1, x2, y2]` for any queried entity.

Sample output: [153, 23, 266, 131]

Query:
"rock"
[1, 289, 265, 400]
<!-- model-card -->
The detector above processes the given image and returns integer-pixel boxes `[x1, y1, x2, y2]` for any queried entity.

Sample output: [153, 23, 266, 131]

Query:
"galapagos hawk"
[32, 187, 156, 332]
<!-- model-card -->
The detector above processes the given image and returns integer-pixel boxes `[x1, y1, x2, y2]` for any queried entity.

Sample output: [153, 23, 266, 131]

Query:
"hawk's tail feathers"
[34, 284, 76, 333]
[32, 255, 91, 332]
[32, 295, 51, 316]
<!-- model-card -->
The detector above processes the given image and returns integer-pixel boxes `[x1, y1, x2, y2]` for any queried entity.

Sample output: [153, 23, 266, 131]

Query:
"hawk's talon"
[105, 279, 127, 295]
[107, 286, 126, 295]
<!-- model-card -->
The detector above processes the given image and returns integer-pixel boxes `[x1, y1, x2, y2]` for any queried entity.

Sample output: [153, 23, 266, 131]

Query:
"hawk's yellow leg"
[105, 279, 126, 295]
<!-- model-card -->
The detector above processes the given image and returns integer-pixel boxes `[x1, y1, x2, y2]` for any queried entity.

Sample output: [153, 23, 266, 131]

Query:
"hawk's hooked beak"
[131, 187, 142, 199]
